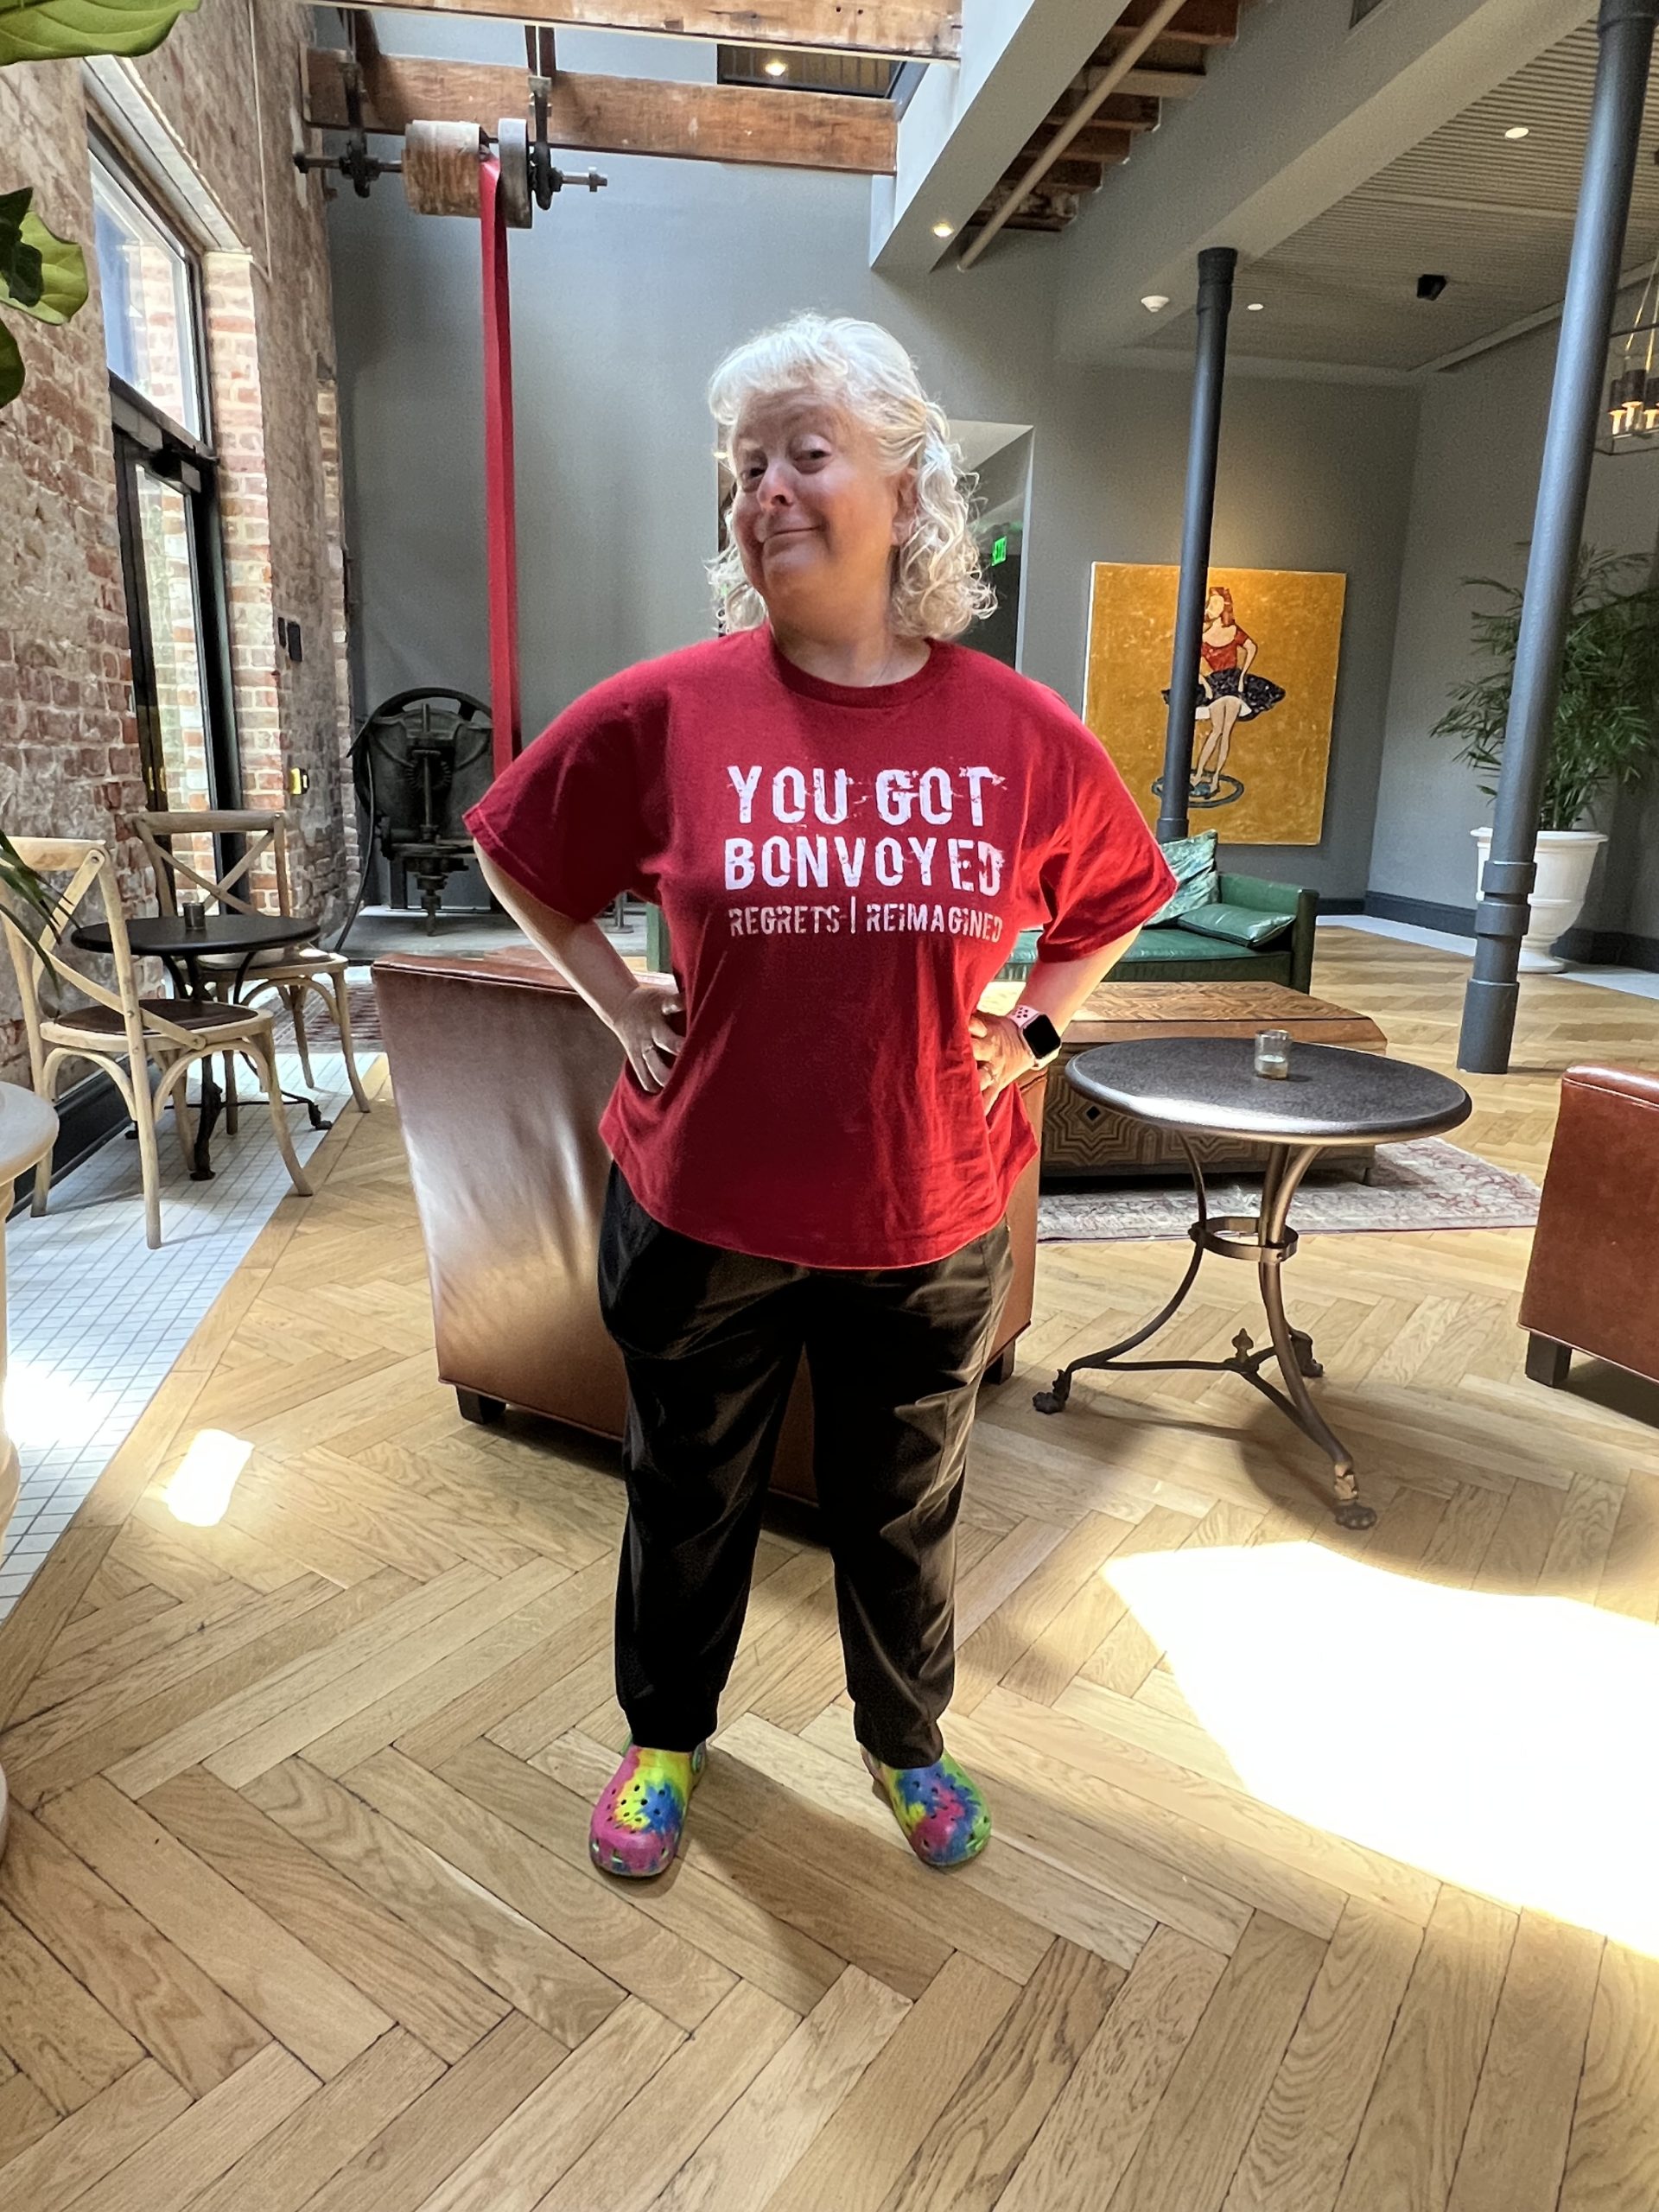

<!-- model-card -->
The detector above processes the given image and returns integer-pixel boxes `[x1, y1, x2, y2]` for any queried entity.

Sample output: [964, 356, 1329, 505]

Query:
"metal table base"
[1033, 1132, 1376, 1529]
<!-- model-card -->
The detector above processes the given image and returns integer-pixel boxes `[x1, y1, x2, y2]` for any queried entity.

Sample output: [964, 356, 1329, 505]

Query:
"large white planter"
[1471, 828, 1607, 973]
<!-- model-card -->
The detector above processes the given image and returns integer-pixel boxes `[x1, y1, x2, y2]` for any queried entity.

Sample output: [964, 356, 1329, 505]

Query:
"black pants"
[597, 1167, 1014, 1769]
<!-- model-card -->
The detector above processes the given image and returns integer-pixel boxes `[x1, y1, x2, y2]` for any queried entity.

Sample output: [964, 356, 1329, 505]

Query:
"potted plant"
[0, 835, 60, 953]
[1434, 545, 1659, 970]
[2, 0, 200, 407]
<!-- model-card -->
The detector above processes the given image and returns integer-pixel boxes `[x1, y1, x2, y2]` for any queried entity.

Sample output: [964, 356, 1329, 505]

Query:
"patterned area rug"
[267, 980, 383, 1047]
[1039, 1139, 1541, 1243]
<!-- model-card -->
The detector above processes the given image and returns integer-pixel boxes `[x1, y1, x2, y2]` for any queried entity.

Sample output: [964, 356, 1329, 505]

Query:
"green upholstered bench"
[997, 874, 1317, 995]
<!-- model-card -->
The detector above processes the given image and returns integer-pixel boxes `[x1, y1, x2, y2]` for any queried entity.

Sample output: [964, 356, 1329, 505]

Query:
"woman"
[466, 315, 1174, 1880]
[1190, 585, 1284, 798]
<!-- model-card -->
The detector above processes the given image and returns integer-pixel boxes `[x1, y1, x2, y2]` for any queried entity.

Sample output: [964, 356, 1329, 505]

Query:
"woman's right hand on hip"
[613, 978, 685, 1093]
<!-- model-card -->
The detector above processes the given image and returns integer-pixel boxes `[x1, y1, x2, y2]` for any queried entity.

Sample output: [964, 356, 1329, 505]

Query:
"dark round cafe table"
[1033, 1038, 1471, 1528]
[72, 912, 325, 1180]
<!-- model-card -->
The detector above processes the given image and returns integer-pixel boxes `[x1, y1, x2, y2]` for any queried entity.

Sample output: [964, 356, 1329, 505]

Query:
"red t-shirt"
[465, 626, 1174, 1269]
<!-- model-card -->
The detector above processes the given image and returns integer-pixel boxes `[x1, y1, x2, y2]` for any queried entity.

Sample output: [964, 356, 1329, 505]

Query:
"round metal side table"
[1034, 1039, 1472, 1528]
[73, 913, 327, 1179]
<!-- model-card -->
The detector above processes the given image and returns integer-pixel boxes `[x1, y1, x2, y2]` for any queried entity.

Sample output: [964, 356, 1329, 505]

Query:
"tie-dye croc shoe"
[588, 1742, 705, 1878]
[862, 1747, 991, 1870]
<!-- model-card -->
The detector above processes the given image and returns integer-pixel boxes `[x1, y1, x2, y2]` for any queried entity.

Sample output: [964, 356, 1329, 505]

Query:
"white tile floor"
[2, 918, 1654, 1624]
[0, 1030, 375, 1622]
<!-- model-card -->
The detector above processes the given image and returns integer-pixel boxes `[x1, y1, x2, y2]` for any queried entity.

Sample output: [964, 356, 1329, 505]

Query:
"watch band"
[1009, 1003, 1064, 1065]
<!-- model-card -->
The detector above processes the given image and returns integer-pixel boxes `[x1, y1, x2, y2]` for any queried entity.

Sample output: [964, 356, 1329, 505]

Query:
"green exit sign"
[990, 533, 1007, 566]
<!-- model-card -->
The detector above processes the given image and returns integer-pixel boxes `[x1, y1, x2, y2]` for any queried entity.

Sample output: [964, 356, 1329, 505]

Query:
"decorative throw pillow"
[1146, 830, 1219, 925]
[1178, 899, 1295, 948]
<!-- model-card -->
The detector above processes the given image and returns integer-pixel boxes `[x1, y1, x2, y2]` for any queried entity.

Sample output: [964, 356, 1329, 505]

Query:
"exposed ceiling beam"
[870, 0, 1134, 275]
[1109, 0, 1233, 41]
[303, 47, 897, 172]
[958, 0, 1182, 270]
[1055, 0, 1597, 360]
[327, 0, 961, 62]
[1114, 65, 1205, 97]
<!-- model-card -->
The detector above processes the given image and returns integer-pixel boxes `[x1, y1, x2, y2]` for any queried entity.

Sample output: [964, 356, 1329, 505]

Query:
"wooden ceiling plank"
[1115, 65, 1205, 97]
[303, 47, 898, 174]
[1056, 92, 1160, 132]
[1053, 105, 1158, 145]
[327, 0, 961, 62]
[1106, 0, 1239, 51]
[1033, 155, 1114, 188]
[959, 0, 1185, 268]
[1018, 124, 1136, 166]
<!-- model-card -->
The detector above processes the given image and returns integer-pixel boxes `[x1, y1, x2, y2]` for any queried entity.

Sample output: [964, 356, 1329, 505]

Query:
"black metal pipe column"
[1459, 0, 1659, 1071]
[1158, 245, 1238, 844]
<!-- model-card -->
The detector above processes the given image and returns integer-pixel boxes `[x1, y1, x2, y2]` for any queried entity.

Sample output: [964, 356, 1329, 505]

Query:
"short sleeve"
[462, 677, 648, 923]
[1036, 733, 1177, 962]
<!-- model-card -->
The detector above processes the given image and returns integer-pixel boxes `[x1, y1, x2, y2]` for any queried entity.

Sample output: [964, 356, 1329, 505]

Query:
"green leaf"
[0, 316, 22, 407]
[0, 0, 200, 67]
[0, 185, 30, 296]
[0, 208, 86, 323]
[0, 836, 67, 983]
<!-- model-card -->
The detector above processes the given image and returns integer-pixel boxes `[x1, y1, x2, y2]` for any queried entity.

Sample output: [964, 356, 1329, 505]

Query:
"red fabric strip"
[480, 155, 522, 772]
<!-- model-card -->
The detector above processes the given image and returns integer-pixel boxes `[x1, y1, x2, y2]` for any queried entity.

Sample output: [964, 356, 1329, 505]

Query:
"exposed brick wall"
[0, 60, 149, 1078]
[0, 3, 348, 1086]
[315, 374, 360, 895]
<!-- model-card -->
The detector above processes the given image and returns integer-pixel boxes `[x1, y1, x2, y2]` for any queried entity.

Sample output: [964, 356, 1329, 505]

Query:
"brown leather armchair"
[372, 949, 1046, 1503]
[1520, 1063, 1659, 1389]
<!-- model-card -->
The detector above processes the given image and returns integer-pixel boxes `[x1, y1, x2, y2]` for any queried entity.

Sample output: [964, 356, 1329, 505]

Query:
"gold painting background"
[1084, 563, 1348, 845]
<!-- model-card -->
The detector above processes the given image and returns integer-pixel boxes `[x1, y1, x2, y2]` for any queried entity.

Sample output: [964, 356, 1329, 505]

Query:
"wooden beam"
[1114, 65, 1205, 97]
[1052, 94, 1160, 135]
[1021, 124, 1138, 168]
[303, 48, 897, 174]
[1106, 0, 1239, 48]
[327, 0, 960, 62]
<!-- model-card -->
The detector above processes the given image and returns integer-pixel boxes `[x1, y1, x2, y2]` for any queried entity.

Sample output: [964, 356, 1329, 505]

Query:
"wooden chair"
[132, 809, 372, 1118]
[0, 838, 312, 1249]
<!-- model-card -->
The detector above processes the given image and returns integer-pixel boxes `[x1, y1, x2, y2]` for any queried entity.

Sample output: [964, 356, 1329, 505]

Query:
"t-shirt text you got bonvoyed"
[465, 626, 1176, 1269]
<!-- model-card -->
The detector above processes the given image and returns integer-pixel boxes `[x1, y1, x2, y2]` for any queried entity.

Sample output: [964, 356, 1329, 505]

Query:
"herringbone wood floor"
[0, 929, 1656, 2212]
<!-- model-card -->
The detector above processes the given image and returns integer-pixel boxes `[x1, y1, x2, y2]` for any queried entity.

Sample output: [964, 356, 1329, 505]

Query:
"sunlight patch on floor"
[4, 1359, 121, 1451]
[160, 1427, 253, 1528]
[1108, 1540, 1659, 1953]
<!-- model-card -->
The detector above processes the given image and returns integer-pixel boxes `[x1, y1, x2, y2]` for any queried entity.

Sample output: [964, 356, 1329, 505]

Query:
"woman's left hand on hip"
[968, 1013, 1033, 1118]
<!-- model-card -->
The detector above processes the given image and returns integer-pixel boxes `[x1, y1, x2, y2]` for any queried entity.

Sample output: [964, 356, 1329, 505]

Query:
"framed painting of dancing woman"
[1082, 563, 1348, 844]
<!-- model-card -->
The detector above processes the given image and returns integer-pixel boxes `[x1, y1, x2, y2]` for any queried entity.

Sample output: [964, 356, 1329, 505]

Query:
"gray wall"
[1371, 300, 1659, 938]
[967, 432, 1032, 539]
[1025, 366, 1419, 897]
[330, 13, 1421, 898]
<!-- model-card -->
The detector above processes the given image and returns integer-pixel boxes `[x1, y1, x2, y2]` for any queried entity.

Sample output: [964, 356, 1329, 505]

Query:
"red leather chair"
[1520, 1063, 1659, 1389]
[372, 948, 1045, 1503]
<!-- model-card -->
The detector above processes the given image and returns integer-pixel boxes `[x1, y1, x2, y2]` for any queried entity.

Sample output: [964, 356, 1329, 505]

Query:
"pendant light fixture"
[1599, 245, 1659, 452]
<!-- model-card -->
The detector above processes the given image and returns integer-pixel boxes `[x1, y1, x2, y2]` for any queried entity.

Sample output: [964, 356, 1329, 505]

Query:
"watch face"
[1022, 1013, 1064, 1061]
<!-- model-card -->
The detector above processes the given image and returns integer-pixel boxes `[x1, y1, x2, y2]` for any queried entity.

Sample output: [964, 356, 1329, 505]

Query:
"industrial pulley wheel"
[495, 118, 533, 228]
[402, 114, 607, 222]
[403, 120, 488, 218]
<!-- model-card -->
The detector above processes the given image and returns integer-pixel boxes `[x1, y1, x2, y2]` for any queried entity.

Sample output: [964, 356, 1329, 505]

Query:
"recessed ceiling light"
[1247, 301, 1265, 311]
[931, 219, 955, 238]
[1504, 124, 1530, 139]
[1141, 294, 1169, 312]
[763, 55, 788, 77]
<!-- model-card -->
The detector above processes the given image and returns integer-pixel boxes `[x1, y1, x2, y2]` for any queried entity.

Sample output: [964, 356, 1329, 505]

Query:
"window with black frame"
[92, 141, 238, 893]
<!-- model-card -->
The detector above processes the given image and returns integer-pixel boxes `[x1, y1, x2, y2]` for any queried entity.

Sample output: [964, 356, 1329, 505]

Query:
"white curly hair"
[706, 313, 995, 641]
